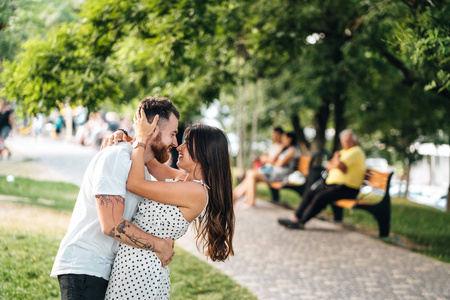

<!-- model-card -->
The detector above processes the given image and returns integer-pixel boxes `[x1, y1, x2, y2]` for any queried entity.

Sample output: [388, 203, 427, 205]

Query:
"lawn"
[0, 176, 256, 299]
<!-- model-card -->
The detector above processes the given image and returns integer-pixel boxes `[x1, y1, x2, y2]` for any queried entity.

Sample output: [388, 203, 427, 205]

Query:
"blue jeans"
[58, 274, 108, 300]
[0, 126, 11, 140]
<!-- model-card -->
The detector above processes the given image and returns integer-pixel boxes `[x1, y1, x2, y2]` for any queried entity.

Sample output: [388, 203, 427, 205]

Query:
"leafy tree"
[0, 0, 81, 62]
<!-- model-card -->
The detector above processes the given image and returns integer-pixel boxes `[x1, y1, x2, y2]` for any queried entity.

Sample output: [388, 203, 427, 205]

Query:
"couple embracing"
[51, 97, 235, 299]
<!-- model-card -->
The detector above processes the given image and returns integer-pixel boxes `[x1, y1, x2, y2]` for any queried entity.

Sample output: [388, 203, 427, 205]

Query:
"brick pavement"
[177, 200, 450, 300]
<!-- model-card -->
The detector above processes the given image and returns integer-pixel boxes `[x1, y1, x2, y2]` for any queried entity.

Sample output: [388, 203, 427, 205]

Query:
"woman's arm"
[145, 158, 186, 181]
[266, 146, 284, 165]
[273, 147, 295, 167]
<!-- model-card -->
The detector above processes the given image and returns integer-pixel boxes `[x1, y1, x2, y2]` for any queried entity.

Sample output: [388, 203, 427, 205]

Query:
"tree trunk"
[447, 156, 450, 212]
[333, 94, 346, 153]
[236, 84, 247, 180]
[249, 82, 259, 164]
[446, 185, 450, 213]
[291, 114, 310, 155]
[403, 159, 411, 198]
[311, 99, 330, 153]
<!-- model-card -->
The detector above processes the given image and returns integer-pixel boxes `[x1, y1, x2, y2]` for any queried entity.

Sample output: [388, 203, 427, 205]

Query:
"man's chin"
[155, 152, 169, 164]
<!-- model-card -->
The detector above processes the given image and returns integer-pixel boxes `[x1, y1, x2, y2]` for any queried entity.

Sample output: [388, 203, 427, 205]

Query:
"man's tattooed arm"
[95, 194, 155, 251]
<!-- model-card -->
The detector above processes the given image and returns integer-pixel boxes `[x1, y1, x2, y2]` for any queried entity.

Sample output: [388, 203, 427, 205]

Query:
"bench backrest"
[364, 169, 390, 191]
[297, 156, 311, 176]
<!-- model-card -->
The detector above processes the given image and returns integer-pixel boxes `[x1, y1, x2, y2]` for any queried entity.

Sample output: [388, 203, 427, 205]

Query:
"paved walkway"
[1, 135, 449, 300]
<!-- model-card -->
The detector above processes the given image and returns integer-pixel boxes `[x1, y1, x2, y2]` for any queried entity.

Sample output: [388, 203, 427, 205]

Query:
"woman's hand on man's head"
[100, 130, 132, 150]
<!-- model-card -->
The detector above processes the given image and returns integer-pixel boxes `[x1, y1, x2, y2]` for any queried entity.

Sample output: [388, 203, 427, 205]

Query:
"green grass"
[0, 229, 255, 300]
[256, 184, 450, 263]
[0, 176, 256, 299]
[170, 251, 256, 300]
[0, 175, 79, 211]
[0, 229, 62, 299]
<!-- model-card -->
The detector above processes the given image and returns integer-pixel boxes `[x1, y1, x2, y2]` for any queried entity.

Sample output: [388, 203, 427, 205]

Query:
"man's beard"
[151, 132, 171, 163]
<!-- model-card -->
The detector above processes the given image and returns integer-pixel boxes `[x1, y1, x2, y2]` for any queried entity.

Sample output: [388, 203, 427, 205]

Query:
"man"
[51, 97, 180, 299]
[278, 129, 366, 229]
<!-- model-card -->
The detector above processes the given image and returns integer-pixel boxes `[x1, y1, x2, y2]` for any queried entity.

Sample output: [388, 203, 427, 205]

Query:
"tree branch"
[380, 49, 415, 85]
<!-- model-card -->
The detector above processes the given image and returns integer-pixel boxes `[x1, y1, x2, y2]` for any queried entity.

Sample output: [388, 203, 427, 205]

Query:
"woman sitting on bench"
[233, 132, 300, 208]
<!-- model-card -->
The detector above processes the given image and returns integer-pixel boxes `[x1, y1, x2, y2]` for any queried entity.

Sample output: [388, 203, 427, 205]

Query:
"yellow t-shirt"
[326, 146, 366, 189]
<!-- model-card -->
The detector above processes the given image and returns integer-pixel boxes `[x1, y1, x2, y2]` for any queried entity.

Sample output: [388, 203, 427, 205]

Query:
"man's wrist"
[153, 237, 163, 253]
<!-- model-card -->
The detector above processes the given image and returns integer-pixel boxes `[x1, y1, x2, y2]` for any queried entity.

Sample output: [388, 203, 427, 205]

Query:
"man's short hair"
[339, 129, 357, 142]
[139, 97, 180, 128]
[273, 127, 284, 134]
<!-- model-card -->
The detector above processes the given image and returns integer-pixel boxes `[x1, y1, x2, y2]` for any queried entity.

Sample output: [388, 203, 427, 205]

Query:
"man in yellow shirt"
[278, 129, 366, 230]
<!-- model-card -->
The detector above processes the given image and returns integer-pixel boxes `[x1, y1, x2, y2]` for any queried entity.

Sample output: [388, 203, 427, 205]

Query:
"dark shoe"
[278, 218, 304, 230]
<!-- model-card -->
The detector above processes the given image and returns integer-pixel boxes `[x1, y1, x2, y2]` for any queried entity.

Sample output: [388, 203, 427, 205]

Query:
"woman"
[105, 110, 235, 299]
[233, 132, 300, 207]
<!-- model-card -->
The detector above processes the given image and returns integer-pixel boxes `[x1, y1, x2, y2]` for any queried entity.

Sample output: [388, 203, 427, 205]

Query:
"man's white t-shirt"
[51, 142, 151, 280]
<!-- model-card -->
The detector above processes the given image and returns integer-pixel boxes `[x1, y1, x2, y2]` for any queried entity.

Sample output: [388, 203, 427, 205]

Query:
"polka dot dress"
[105, 180, 208, 300]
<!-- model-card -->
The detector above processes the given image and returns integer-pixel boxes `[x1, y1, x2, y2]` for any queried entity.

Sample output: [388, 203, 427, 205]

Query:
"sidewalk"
[178, 200, 450, 300]
[1, 135, 449, 300]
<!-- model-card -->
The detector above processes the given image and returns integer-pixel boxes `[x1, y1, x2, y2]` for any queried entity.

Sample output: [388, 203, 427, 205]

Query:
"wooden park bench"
[268, 156, 311, 203]
[331, 169, 394, 237]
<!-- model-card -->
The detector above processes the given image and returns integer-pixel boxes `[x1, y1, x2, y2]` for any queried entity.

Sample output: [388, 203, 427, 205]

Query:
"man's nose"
[172, 137, 178, 147]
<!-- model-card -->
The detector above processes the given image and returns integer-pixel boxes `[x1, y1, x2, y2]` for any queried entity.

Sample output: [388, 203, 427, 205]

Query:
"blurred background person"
[233, 132, 300, 208]
[0, 99, 17, 159]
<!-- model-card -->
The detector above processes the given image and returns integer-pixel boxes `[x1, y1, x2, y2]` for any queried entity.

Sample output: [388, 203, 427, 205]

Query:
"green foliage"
[1, 0, 449, 158]
[0, 0, 80, 61]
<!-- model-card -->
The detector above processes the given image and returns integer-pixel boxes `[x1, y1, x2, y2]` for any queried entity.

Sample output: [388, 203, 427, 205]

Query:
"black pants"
[295, 182, 359, 224]
[58, 274, 108, 300]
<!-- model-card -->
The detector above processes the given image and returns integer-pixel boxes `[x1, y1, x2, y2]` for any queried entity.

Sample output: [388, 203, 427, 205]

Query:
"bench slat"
[298, 156, 311, 176]
[269, 182, 283, 189]
[334, 200, 357, 209]
[364, 169, 390, 190]
[334, 199, 375, 209]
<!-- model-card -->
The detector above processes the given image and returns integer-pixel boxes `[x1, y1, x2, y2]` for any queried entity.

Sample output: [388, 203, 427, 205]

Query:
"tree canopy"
[1, 0, 449, 159]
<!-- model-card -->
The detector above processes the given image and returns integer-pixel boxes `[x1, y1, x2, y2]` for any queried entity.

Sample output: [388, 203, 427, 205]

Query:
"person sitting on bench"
[278, 129, 366, 229]
[233, 132, 300, 208]
[253, 126, 285, 169]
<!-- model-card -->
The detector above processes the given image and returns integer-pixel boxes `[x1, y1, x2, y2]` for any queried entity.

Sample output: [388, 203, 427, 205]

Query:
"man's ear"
[147, 126, 160, 143]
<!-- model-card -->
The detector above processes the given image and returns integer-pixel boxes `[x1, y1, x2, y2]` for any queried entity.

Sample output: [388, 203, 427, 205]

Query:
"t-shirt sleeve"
[92, 147, 132, 198]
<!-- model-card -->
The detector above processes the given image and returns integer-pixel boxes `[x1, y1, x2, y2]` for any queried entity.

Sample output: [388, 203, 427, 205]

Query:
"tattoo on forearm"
[96, 195, 125, 207]
[116, 221, 155, 250]
[109, 219, 155, 250]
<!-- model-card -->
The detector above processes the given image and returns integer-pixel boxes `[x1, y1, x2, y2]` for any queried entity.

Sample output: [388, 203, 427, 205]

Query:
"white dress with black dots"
[105, 179, 208, 300]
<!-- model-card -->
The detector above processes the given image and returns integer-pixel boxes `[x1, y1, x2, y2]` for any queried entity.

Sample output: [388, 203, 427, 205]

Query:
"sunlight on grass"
[0, 177, 256, 299]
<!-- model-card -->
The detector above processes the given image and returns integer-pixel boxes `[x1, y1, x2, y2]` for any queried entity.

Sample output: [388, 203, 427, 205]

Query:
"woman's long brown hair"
[184, 124, 234, 261]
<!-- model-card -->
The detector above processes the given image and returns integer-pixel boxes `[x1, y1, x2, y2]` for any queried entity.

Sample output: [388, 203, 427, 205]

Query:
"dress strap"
[192, 180, 209, 214]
